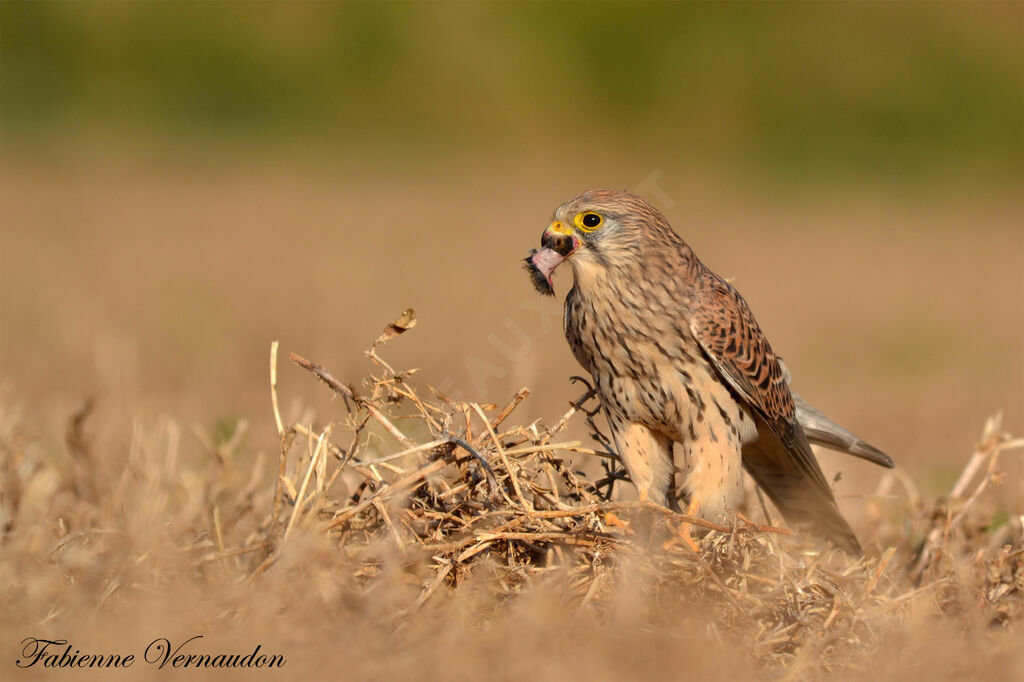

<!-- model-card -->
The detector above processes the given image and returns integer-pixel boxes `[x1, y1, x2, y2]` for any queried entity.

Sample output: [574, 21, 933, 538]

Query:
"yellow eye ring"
[575, 212, 603, 232]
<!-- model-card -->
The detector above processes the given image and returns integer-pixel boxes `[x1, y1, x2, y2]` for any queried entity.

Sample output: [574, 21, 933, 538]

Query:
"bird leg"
[662, 497, 702, 552]
[678, 497, 702, 551]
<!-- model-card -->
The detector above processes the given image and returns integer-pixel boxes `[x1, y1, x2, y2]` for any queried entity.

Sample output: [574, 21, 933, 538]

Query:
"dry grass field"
[1, 146, 1022, 680]
[2, 3, 1022, 679]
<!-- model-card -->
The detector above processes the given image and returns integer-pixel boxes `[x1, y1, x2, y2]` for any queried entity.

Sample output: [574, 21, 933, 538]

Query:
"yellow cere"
[574, 212, 603, 232]
[548, 220, 573, 236]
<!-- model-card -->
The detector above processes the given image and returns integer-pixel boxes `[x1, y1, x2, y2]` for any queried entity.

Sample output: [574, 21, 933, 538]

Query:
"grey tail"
[792, 391, 894, 469]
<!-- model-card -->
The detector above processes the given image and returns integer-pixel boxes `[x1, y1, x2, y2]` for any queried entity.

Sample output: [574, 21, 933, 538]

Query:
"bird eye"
[578, 212, 603, 231]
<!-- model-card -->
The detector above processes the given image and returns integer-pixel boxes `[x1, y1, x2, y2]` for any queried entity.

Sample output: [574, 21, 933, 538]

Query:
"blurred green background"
[1, 1, 1021, 509]
[3, 1, 1020, 181]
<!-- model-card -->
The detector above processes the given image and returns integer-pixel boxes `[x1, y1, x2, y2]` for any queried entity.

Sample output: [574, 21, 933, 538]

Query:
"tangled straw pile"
[1, 312, 1021, 679]
[265, 313, 1022, 671]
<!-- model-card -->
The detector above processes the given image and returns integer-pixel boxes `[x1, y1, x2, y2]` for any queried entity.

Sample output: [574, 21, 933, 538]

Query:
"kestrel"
[525, 190, 892, 554]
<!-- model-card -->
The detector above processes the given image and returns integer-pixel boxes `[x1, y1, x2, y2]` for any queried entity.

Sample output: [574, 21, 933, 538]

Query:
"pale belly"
[595, 362, 758, 519]
[565, 287, 758, 517]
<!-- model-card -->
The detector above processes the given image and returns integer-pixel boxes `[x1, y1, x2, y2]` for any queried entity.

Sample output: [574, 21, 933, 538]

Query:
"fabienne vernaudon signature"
[17, 636, 285, 670]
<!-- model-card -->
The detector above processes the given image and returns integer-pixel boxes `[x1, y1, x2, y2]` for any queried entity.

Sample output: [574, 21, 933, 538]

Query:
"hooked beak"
[523, 221, 580, 296]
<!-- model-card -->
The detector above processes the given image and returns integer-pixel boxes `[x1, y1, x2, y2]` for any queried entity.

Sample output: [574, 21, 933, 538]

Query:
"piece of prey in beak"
[523, 225, 579, 296]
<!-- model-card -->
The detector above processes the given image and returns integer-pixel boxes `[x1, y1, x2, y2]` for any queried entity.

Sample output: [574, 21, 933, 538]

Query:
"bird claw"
[662, 498, 703, 552]
[603, 511, 632, 534]
[662, 521, 701, 553]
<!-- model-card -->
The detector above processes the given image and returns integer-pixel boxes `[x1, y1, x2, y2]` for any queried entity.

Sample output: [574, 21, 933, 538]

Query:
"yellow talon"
[663, 498, 701, 552]
[604, 511, 629, 529]
[604, 511, 632, 535]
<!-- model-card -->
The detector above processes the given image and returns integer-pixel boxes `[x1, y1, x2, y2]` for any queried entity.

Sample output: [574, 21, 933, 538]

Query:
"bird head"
[524, 189, 675, 296]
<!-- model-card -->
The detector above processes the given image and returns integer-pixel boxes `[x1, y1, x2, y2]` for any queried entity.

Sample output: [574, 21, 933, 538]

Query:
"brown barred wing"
[687, 276, 832, 495]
